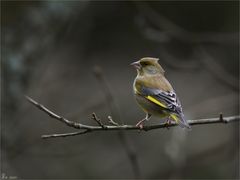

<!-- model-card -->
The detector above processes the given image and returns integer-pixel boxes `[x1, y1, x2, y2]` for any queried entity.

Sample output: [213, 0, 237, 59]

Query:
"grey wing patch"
[141, 86, 191, 129]
[141, 86, 183, 114]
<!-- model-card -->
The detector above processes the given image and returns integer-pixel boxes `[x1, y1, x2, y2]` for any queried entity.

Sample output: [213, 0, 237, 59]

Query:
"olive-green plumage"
[131, 57, 191, 129]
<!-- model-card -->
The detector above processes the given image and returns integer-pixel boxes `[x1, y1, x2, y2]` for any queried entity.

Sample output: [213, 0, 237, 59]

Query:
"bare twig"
[108, 116, 119, 126]
[25, 95, 93, 130]
[42, 130, 90, 139]
[26, 96, 239, 138]
[91, 112, 106, 128]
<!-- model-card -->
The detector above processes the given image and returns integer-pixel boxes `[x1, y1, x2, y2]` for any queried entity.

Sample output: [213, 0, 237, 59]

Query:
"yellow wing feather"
[145, 95, 180, 123]
[170, 114, 179, 123]
[146, 95, 167, 108]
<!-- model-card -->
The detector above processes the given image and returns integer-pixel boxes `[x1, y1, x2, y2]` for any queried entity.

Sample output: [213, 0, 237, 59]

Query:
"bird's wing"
[141, 86, 182, 113]
[139, 86, 191, 129]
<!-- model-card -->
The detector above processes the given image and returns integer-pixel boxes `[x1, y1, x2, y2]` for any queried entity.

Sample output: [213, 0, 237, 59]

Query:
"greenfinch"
[131, 57, 191, 129]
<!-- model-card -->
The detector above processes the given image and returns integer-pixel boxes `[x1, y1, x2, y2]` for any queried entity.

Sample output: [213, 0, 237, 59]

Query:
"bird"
[131, 57, 191, 129]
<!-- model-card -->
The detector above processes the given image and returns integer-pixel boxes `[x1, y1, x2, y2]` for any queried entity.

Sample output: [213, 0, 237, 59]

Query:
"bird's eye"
[140, 62, 149, 66]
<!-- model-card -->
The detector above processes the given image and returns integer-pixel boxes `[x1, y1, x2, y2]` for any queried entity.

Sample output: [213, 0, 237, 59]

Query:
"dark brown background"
[1, 1, 239, 179]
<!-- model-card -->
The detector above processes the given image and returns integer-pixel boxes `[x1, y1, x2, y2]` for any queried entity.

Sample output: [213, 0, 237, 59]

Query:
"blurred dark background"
[1, 1, 239, 179]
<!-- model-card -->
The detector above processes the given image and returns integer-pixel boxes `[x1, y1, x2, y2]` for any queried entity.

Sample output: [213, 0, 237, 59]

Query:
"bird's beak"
[130, 61, 141, 70]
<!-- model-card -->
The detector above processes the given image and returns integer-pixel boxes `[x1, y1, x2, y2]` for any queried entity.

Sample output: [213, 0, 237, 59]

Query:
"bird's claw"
[165, 118, 172, 130]
[136, 121, 144, 129]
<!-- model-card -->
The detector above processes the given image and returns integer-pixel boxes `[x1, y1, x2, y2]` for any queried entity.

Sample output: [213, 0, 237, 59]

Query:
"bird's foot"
[165, 117, 172, 130]
[136, 114, 151, 130]
[136, 119, 146, 129]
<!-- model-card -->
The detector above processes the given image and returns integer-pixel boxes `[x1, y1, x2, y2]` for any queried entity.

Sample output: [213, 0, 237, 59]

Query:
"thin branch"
[42, 130, 90, 139]
[108, 116, 119, 126]
[91, 112, 106, 128]
[25, 95, 93, 130]
[26, 96, 240, 138]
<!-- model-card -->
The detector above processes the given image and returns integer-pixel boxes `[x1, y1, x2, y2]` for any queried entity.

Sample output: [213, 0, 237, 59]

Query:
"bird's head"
[130, 57, 165, 76]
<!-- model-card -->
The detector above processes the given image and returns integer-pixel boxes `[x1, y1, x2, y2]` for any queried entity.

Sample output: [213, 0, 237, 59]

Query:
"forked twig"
[91, 112, 106, 128]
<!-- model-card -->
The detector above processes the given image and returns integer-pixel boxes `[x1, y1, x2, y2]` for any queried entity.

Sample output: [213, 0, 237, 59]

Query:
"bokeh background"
[1, 1, 239, 179]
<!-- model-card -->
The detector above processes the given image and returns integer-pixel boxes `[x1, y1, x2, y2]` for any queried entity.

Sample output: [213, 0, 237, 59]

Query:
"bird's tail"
[170, 113, 191, 130]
